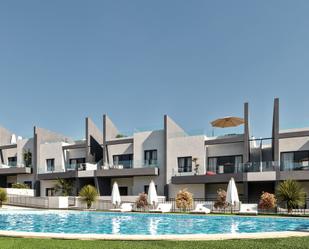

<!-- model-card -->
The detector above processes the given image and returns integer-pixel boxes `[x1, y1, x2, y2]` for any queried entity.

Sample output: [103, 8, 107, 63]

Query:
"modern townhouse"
[1, 98, 309, 206]
[0, 126, 34, 188]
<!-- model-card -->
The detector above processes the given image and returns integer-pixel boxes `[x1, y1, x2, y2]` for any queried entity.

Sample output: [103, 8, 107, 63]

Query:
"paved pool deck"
[0, 230, 308, 241]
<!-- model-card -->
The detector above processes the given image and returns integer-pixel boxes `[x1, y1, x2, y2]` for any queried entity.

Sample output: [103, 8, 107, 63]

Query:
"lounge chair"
[109, 203, 133, 212]
[190, 203, 211, 214]
[239, 204, 258, 215]
[149, 203, 172, 213]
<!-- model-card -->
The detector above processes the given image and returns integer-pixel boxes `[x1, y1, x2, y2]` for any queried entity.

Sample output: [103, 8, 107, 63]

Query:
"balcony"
[279, 161, 309, 181]
[0, 163, 31, 175]
[172, 161, 279, 184]
[96, 160, 159, 177]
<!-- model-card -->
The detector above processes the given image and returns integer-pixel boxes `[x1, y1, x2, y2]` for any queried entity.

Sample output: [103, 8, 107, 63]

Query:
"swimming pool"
[0, 210, 308, 235]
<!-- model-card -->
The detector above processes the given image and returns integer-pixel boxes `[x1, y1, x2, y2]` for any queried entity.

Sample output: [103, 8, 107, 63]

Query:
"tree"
[176, 189, 193, 211]
[0, 188, 7, 208]
[79, 185, 98, 209]
[276, 179, 306, 213]
[23, 149, 32, 167]
[192, 157, 200, 175]
[258, 192, 277, 210]
[214, 188, 228, 209]
[136, 192, 148, 209]
[54, 178, 74, 196]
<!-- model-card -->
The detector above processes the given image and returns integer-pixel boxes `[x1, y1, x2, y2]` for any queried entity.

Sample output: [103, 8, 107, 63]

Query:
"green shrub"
[276, 179, 306, 213]
[79, 185, 98, 209]
[0, 188, 7, 207]
[11, 183, 29, 189]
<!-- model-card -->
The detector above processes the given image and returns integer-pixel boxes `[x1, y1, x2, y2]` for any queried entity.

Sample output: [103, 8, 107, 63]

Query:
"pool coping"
[0, 230, 308, 241]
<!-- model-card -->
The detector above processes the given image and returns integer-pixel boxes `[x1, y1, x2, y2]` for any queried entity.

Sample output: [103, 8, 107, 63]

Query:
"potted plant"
[79, 185, 98, 209]
[276, 179, 306, 213]
[135, 192, 148, 211]
[176, 189, 193, 212]
[258, 192, 277, 212]
[0, 188, 7, 208]
[192, 157, 200, 175]
[214, 188, 228, 210]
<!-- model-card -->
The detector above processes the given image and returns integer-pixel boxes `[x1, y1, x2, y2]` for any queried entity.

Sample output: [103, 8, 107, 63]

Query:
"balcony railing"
[101, 160, 158, 170]
[0, 163, 29, 169]
[280, 161, 309, 171]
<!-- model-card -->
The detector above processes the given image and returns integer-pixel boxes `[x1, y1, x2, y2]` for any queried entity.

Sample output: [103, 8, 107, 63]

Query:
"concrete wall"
[166, 135, 206, 182]
[169, 184, 205, 199]
[0, 126, 13, 146]
[107, 143, 133, 163]
[1, 147, 17, 165]
[16, 138, 34, 166]
[279, 136, 309, 160]
[38, 142, 66, 173]
[40, 179, 57, 197]
[205, 183, 244, 199]
[207, 142, 244, 157]
[111, 178, 133, 195]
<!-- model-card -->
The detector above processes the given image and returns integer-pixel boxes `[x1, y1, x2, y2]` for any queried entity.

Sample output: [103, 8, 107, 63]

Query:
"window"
[46, 188, 55, 196]
[119, 187, 128, 196]
[144, 185, 157, 193]
[69, 158, 85, 169]
[113, 154, 133, 168]
[178, 157, 192, 173]
[144, 150, 157, 166]
[8, 157, 17, 167]
[46, 159, 55, 172]
[207, 155, 243, 174]
[281, 151, 309, 171]
[24, 181, 32, 189]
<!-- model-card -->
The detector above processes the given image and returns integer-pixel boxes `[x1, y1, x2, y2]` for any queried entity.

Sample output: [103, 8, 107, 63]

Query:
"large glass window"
[144, 150, 157, 166]
[113, 154, 133, 168]
[207, 155, 243, 174]
[69, 158, 85, 169]
[8, 157, 17, 167]
[178, 157, 192, 173]
[46, 159, 55, 172]
[281, 151, 309, 171]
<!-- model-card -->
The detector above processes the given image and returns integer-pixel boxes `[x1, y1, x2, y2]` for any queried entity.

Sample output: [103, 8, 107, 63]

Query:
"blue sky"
[1, 0, 309, 139]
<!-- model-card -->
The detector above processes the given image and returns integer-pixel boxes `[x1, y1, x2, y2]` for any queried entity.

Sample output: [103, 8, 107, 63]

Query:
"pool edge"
[0, 230, 308, 241]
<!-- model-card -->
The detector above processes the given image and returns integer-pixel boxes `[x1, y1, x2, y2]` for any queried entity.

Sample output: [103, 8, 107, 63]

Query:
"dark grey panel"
[205, 135, 244, 145]
[105, 138, 134, 145]
[279, 131, 309, 139]
[0, 167, 31, 175]
[37, 171, 77, 180]
[279, 171, 309, 181]
[95, 168, 159, 177]
[171, 173, 245, 184]
[62, 143, 86, 150]
[0, 144, 17, 150]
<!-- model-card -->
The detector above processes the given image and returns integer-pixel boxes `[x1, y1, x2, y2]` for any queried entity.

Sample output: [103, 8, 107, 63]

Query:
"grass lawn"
[1, 237, 309, 249]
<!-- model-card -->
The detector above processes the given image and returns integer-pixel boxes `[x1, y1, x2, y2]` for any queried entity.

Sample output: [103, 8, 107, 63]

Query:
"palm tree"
[79, 185, 98, 209]
[54, 178, 74, 196]
[276, 179, 306, 213]
[0, 188, 8, 208]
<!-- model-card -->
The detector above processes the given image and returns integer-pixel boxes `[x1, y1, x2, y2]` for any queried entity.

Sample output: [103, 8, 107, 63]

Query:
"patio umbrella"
[211, 117, 245, 128]
[111, 182, 121, 207]
[226, 177, 239, 206]
[147, 180, 158, 207]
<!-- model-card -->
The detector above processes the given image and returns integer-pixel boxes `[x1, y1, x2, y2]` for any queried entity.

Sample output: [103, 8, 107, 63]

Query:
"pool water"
[0, 210, 308, 235]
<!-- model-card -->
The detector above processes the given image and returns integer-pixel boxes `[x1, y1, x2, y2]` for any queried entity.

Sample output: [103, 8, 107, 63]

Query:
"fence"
[7, 195, 49, 208]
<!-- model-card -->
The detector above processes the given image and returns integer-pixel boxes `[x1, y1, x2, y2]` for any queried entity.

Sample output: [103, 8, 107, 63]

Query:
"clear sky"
[1, 0, 309, 139]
